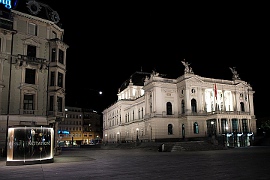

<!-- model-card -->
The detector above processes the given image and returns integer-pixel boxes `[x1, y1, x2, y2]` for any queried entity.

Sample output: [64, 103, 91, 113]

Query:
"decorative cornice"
[11, 9, 64, 32]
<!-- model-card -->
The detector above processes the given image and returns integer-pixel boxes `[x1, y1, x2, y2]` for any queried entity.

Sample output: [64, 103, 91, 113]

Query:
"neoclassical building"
[0, 1, 67, 155]
[102, 60, 256, 147]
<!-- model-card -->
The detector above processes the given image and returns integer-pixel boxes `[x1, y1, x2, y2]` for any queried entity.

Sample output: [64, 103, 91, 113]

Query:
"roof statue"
[229, 67, 240, 80]
[144, 75, 149, 82]
[181, 59, 194, 74]
[151, 70, 159, 77]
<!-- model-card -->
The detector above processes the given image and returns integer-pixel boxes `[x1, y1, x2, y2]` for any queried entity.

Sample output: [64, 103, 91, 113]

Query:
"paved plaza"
[0, 146, 270, 180]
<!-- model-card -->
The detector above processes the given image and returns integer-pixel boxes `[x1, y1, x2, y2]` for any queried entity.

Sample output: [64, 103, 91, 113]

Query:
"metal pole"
[4, 31, 16, 157]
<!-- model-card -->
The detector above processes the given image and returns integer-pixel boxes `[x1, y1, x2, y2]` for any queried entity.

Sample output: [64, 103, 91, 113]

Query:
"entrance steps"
[171, 141, 226, 152]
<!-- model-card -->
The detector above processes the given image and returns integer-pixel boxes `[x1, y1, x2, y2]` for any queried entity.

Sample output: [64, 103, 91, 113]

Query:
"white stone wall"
[103, 71, 256, 143]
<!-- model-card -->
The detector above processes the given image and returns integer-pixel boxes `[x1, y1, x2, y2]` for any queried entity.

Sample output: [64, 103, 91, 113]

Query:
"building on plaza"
[0, 1, 67, 155]
[58, 106, 102, 147]
[102, 60, 256, 147]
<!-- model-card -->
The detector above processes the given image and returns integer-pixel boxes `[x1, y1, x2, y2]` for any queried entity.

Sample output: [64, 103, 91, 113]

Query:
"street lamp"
[4, 31, 16, 157]
[211, 121, 215, 136]
[117, 132, 120, 143]
[105, 133, 108, 144]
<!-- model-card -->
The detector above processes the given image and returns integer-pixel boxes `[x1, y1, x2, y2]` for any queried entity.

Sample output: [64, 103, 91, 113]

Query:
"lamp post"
[4, 31, 17, 157]
[105, 133, 108, 144]
[211, 121, 215, 137]
[117, 132, 120, 143]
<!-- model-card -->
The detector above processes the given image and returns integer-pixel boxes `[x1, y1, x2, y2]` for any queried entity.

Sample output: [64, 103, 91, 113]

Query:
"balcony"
[23, 110, 36, 115]
[17, 54, 47, 64]
[144, 110, 252, 119]
[48, 111, 65, 117]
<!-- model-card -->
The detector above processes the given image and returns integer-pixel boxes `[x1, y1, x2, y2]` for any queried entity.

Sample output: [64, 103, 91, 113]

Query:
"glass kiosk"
[6, 126, 54, 166]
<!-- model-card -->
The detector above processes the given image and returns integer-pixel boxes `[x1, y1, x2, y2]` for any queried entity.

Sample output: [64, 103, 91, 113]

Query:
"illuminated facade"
[58, 107, 102, 146]
[0, 1, 68, 156]
[103, 61, 256, 147]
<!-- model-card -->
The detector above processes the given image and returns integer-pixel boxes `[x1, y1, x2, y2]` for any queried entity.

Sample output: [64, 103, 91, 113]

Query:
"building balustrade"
[17, 54, 47, 64]
[143, 110, 251, 119]
[23, 109, 36, 115]
[47, 111, 65, 117]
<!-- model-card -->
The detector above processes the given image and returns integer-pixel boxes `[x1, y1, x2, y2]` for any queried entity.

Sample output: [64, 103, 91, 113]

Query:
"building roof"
[118, 71, 151, 92]
[118, 71, 167, 92]
[11, 0, 62, 27]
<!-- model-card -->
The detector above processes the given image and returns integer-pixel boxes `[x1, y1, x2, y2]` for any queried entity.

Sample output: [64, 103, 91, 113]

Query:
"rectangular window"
[50, 72, 55, 86]
[51, 48, 56, 62]
[232, 119, 238, 133]
[49, 96, 54, 111]
[25, 68, 36, 84]
[242, 119, 248, 133]
[58, 72, 63, 87]
[221, 119, 227, 134]
[59, 49, 64, 64]
[27, 45, 36, 57]
[24, 94, 34, 110]
[28, 22, 37, 36]
[57, 96, 63, 112]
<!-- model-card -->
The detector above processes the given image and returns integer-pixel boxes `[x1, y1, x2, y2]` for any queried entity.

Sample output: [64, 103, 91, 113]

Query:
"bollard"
[158, 144, 165, 152]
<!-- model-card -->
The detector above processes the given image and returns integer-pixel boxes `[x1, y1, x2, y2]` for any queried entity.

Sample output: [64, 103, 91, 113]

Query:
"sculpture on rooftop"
[181, 59, 193, 74]
[229, 67, 240, 80]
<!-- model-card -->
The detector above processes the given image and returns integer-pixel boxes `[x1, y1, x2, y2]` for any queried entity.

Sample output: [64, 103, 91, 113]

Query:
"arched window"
[168, 124, 173, 135]
[240, 102, 245, 112]
[191, 99, 197, 113]
[166, 102, 172, 115]
[193, 122, 199, 134]
[181, 100, 185, 114]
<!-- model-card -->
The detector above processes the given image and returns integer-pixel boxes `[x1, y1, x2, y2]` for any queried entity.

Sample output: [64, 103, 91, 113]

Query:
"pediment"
[235, 81, 251, 88]
[22, 37, 41, 46]
[185, 76, 204, 84]
[19, 83, 38, 92]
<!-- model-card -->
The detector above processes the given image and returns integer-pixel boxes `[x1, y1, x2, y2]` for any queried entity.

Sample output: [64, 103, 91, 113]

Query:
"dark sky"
[38, 1, 269, 117]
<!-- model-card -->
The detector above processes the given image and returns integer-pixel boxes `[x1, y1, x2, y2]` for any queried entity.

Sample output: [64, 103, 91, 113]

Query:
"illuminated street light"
[117, 132, 120, 143]
[105, 133, 108, 144]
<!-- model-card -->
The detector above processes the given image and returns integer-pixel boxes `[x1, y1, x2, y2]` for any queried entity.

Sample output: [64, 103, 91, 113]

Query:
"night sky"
[31, 1, 269, 117]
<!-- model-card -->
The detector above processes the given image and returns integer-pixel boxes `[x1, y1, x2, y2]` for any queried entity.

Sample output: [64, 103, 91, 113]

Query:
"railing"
[144, 111, 251, 119]
[23, 110, 35, 115]
[47, 111, 65, 117]
[17, 54, 47, 64]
